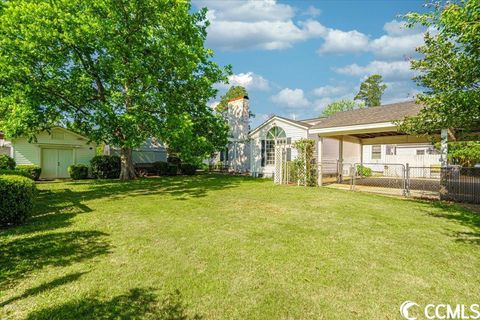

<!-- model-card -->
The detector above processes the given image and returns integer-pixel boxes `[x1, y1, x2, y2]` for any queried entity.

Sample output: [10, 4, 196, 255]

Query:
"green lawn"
[1, 175, 479, 319]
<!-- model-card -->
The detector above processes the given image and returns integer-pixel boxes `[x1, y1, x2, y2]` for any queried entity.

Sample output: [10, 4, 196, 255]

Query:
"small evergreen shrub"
[166, 164, 178, 176]
[0, 154, 15, 170]
[90, 155, 121, 179]
[0, 175, 37, 226]
[16, 165, 42, 180]
[68, 164, 89, 180]
[356, 165, 373, 177]
[180, 163, 197, 175]
[153, 161, 169, 175]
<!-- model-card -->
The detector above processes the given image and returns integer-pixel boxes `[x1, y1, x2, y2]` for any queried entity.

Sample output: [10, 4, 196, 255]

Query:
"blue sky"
[192, 0, 428, 127]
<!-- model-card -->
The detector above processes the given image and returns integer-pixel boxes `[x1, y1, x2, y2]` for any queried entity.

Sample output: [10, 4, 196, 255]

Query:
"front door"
[41, 148, 74, 179]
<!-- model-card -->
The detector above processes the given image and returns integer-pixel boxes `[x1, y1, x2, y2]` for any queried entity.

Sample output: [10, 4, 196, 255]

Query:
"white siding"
[250, 118, 308, 177]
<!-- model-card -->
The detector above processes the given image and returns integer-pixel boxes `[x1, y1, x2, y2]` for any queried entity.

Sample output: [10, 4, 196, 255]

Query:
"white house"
[221, 98, 444, 178]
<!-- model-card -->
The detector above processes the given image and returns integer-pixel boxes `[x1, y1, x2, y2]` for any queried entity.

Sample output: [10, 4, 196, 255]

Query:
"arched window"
[266, 126, 286, 140]
[262, 126, 286, 166]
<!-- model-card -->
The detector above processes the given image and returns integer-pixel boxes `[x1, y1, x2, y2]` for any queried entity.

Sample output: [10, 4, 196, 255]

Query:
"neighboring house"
[105, 138, 167, 164]
[245, 101, 444, 178]
[3, 127, 96, 179]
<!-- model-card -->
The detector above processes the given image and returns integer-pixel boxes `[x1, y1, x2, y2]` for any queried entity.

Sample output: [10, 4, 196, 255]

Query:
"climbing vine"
[292, 139, 317, 186]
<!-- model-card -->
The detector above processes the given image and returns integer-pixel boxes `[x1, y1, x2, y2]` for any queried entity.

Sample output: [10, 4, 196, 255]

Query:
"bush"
[90, 155, 121, 179]
[166, 164, 178, 176]
[0, 169, 32, 179]
[16, 165, 42, 180]
[180, 163, 197, 175]
[152, 161, 169, 175]
[167, 156, 181, 166]
[0, 154, 15, 169]
[68, 164, 89, 180]
[0, 175, 37, 226]
[356, 165, 372, 177]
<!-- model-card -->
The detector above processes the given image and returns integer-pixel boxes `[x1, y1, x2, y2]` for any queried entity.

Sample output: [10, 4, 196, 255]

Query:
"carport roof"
[309, 101, 423, 130]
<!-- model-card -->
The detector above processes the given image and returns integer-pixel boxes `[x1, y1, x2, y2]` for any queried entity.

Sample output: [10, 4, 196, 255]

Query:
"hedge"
[16, 165, 42, 180]
[0, 175, 37, 226]
[90, 155, 121, 179]
[0, 169, 33, 179]
[166, 164, 178, 176]
[152, 161, 169, 175]
[0, 154, 15, 170]
[180, 163, 197, 176]
[68, 164, 89, 180]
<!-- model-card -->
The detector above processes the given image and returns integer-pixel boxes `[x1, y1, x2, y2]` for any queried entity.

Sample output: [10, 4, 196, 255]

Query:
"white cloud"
[226, 72, 270, 91]
[304, 6, 321, 17]
[195, 0, 294, 22]
[370, 33, 424, 60]
[381, 81, 422, 104]
[194, 0, 327, 50]
[312, 85, 348, 97]
[318, 29, 370, 54]
[271, 88, 310, 107]
[334, 60, 416, 81]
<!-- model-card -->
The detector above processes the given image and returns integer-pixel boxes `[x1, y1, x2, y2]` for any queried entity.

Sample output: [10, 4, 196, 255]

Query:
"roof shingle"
[310, 101, 423, 129]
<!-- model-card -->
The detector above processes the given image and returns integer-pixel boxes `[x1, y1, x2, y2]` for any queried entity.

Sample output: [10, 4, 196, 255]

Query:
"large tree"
[354, 75, 387, 107]
[320, 99, 364, 117]
[0, 0, 230, 179]
[399, 0, 480, 135]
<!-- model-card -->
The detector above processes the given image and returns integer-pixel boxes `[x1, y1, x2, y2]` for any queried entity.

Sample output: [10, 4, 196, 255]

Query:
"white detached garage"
[10, 127, 96, 179]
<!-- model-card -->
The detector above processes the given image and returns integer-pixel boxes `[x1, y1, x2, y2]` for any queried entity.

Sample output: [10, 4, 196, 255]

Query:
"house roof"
[249, 115, 310, 136]
[310, 101, 423, 129]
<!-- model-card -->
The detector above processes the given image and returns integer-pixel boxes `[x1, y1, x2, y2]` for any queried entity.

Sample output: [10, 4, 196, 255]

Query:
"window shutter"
[287, 137, 292, 145]
[261, 140, 265, 167]
[220, 150, 224, 161]
[287, 148, 292, 161]
[226, 146, 229, 161]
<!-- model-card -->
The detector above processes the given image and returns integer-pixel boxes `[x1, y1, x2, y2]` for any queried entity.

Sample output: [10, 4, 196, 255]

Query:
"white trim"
[249, 116, 309, 137]
[309, 122, 397, 135]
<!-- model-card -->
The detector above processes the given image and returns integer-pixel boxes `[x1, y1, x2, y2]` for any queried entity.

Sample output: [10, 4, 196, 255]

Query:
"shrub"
[16, 165, 42, 180]
[90, 155, 121, 179]
[167, 156, 181, 166]
[153, 161, 169, 175]
[180, 163, 197, 175]
[0, 169, 32, 179]
[68, 164, 89, 180]
[166, 164, 178, 176]
[356, 165, 372, 177]
[0, 175, 37, 226]
[0, 154, 15, 169]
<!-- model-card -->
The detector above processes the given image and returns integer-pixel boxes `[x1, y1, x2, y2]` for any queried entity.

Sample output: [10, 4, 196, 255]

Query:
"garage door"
[41, 148, 73, 179]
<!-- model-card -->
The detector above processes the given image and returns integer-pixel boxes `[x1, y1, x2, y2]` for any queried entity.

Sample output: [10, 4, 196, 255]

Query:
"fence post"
[404, 163, 409, 197]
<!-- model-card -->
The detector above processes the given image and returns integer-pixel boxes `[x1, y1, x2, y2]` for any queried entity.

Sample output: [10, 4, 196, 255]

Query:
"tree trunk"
[119, 147, 137, 180]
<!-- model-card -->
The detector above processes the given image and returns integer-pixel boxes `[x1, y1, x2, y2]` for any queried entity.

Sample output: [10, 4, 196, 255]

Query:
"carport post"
[317, 136, 323, 186]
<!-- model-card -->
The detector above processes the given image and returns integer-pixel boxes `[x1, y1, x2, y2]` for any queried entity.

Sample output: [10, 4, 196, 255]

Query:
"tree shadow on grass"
[0, 231, 110, 288]
[0, 272, 88, 307]
[26, 288, 202, 320]
[1, 174, 249, 237]
[423, 201, 480, 246]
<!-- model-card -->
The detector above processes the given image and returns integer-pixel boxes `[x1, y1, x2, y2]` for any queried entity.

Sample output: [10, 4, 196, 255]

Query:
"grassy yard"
[1, 174, 479, 319]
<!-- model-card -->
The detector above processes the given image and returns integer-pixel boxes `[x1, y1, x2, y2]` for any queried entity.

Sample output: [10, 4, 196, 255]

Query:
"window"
[385, 145, 396, 155]
[416, 149, 425, 155]
[372, 145, 382, 159]
[265, 140, 275, 165]
[261, 126, 287, 166]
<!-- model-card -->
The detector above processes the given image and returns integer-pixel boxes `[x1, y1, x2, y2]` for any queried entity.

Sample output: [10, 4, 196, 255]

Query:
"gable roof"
[310, 101, 423, 130]
[249, 115, 310, 136]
